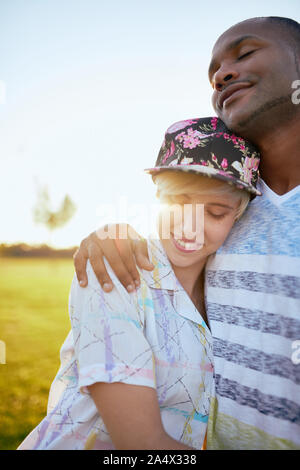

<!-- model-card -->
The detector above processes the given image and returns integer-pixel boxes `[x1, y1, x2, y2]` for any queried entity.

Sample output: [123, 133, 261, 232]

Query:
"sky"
[1, 0, 299, 247]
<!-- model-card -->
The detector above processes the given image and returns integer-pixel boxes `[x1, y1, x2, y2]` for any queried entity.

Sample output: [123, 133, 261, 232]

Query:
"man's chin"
[217, 107, 256, 136]
[219, 94, 293, 136]
[217, 112, 245, 134]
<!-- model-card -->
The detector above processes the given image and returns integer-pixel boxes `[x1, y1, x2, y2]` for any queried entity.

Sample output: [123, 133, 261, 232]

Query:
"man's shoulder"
[214, 183, 300, 258]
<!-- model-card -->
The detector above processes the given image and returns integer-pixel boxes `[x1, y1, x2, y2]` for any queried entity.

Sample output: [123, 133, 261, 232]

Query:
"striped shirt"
[206, 179, 300, 449]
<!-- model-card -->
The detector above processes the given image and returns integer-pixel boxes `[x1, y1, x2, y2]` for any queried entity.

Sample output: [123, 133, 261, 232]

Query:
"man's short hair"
[264, 17, 300, 52]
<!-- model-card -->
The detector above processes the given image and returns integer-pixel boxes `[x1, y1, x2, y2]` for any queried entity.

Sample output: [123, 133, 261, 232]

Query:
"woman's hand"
[88, 382, 195, 450]
[73, 223, 154, 293]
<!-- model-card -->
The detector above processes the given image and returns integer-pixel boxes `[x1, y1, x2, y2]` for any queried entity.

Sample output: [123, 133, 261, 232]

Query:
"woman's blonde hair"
[153, 171, 250, 220]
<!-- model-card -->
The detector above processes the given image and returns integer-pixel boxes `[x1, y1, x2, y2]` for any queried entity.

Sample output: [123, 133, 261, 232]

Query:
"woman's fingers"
[115, 237, 141, 288]
[97, 235, 137, 293]
[73, 237, 89, 287]
[73, 233, 114, 291]
[133, 237, 154, 271]
[88, 233, 114, 292]
[115, 223, 153, 273]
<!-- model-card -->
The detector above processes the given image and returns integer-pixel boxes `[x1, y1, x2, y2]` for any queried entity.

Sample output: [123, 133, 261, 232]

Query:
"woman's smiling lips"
[171, 234, 203, 253]
[218, 82, 252, 109]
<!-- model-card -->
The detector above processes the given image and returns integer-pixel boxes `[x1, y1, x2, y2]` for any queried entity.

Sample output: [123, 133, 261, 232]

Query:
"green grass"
[0, 257, 75, 450]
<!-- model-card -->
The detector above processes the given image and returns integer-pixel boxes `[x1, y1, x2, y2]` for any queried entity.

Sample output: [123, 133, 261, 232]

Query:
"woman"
[18, 117, 260, 450]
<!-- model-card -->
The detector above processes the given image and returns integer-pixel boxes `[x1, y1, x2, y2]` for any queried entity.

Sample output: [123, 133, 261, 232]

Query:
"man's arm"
[73, 224, 154, 293]
[88, 382, 194, 450]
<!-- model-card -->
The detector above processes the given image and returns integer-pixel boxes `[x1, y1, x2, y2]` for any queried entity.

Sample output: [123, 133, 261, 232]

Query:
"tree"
[33, 185, 76, 243]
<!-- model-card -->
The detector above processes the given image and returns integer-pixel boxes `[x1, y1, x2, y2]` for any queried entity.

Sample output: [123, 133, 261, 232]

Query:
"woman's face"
[158, 191, 241, 269]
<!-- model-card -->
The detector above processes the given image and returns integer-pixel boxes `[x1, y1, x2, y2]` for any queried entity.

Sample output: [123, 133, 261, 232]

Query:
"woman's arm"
[88, 382, 194, 450]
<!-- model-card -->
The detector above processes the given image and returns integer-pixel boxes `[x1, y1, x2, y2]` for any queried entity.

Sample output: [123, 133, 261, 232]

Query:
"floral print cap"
[145, 117, 262, 198]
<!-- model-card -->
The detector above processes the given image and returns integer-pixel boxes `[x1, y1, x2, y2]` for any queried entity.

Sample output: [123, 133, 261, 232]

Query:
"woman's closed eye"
[206, 210, 228, 220]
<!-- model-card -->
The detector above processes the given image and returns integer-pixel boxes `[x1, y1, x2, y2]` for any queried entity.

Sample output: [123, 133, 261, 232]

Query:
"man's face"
[208, 19, 299, 137]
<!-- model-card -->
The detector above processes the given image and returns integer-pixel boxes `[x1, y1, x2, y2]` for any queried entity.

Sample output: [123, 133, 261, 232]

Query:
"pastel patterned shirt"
[18, 237, 214, 450]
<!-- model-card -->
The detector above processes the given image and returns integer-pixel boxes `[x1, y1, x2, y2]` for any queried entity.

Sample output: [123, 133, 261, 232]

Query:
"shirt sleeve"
[69, 260, 156, 394]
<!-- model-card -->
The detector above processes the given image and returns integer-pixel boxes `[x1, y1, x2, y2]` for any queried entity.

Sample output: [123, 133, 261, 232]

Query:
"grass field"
[0, 257, 75, 450]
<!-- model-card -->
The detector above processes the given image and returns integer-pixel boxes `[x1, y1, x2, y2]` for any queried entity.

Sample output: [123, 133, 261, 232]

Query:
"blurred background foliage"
[33, 185, 77, 234]
[0, 257, 74, 449]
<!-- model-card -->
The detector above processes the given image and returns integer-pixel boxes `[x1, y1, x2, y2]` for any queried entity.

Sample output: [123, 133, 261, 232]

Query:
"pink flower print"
[200, 160, 208, 166]
[244, 156, 259, 171]
[242, 168, 254, 184]
[175, 132, 185, 143]
[221, 158, 228, 169]
[187, 128, 208, 140]
[211, 117, 218, 130]
[187, 128, 197, 136]
[212, 153, 218, 162]
[176, 128, 205, 149]
[182, 136, 199, 149]
[236, 156, 260, 184]
[223, 133, 230, 140]
[240, 144, 246, 151]
[167, 119, 198, 134]
[162, 140, 176, 164]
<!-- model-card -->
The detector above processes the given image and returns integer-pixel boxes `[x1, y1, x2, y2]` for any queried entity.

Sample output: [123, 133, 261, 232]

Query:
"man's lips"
[218, 82, 252, 109]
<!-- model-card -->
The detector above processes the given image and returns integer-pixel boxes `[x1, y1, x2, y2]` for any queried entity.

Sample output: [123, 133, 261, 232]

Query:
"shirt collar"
[144, 235, 176, 291]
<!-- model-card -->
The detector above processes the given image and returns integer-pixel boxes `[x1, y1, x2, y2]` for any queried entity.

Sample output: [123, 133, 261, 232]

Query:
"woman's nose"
[180, 205, 204, 241]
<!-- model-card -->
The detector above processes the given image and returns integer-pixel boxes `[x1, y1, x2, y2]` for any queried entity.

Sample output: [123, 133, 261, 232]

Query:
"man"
[73, 17, 300, 449]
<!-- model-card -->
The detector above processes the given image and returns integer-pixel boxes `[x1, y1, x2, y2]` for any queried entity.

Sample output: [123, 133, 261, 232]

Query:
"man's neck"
[256, 118, 300, 195]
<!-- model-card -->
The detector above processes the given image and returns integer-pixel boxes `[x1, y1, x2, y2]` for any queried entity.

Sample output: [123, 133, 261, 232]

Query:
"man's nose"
[213, 63, 239, 91]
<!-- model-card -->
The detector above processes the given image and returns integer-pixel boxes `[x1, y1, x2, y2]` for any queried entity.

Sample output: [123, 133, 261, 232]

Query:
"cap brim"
[144, 165, 262, 197]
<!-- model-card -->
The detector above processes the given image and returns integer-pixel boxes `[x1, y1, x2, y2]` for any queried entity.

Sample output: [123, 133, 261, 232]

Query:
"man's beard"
[237, 94, 291, 129]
